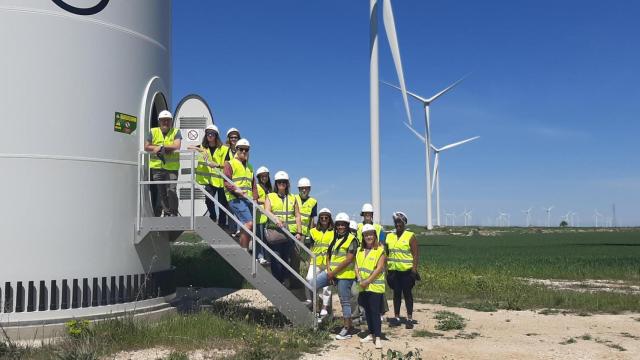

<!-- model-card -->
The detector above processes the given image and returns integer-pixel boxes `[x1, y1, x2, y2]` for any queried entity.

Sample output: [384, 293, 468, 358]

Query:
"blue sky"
[172, 0, 640, 226]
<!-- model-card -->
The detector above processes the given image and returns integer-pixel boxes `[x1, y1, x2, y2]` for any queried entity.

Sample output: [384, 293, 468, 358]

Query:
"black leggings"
[360, 291, 384, 337]
[389, 270, 414, 317]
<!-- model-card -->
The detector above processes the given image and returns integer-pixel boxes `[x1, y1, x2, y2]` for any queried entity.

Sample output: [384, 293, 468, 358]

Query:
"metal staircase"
[135, 151, 318, 328]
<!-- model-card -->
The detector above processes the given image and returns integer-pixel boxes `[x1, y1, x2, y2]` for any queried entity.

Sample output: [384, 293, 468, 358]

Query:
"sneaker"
[304, 299, 312, 307]
[374, 337, 382, 349]
[320, 308, 328, 317]
[360, 334, 373, 343]
[335, 327, 352, 340]
[405, 322, 414, 329]
[258, 257, 268, 265]
[388, 317, 401, 327]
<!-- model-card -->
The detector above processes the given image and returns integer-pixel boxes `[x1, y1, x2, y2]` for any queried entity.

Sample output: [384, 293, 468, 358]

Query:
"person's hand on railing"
[276, 219, 285, 228]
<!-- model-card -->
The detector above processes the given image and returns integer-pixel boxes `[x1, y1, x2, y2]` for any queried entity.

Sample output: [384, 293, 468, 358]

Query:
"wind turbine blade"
[403, 122, 425, 143]
[431, 153, 439, 193]
[382, 0, 412, 125]
[426, 74, 469, 103]
[381, 81, 429, 103]
[439, 136, 480, 151]
[430, 143, 439, 152]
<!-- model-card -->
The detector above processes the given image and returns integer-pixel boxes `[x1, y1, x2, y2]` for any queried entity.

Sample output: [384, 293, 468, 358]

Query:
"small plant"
[455, 331, 480, 339]
[579, 334, 592, 340]
[538, 308, 560, 315]
[166, 351, 189, 360]
[412, 330, 443, 338]
[559, 337, 576, 345]
[384, 347, 423, 360]
[434, 311, 466, 331]
[64, 319, 92, 339]
[607, 344, 626, 351]
[620, 332, 638, 339]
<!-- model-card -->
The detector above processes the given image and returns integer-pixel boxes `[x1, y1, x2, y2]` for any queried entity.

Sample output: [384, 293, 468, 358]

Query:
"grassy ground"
[408, 226, 640, 312]
[0, 301, 332, 360]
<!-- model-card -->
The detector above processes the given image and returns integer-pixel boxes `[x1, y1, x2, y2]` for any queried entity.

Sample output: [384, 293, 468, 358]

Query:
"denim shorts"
[229, 198, 253, 224]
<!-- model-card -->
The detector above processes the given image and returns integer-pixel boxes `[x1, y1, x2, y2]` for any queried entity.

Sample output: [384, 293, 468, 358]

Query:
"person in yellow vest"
[264, 171, 302, 284]
[144, 110, 182, 216]
[355, 224, 387, 349]
[220, 127, 240, 232]
[386, 211, 419, 329]
[314, 212, 358, 340]
[304, 207, 334, 317]
[255, 166, 273, 265]
[295, 177, 318, 239]
[188, 124, 225, 222]
[223, 138, 258, 249]
[357, 203, 386, 245]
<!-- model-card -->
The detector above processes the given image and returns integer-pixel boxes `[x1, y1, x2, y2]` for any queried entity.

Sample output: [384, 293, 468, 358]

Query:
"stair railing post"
[312, 253, 317, 329]
[190, 150, 195, 230]
[252, 203, 257, 276]
[136, 151, 142, 233]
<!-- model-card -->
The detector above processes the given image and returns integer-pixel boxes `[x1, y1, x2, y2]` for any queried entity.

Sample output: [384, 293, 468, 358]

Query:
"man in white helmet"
[295, 177, 317, 241]
[144, 110, 182, 216]
[358, 203, 386, 245]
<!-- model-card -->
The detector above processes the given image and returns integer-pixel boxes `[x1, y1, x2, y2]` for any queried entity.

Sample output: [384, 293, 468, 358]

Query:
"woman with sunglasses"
[305, 207, 334, 317]
[313, 212, 358, 340]
[189, 125, 227, 224]
[355, 224, 387, 349]
[255, 166, 273, 265]
[220, 127, 241, 232]
[264, 171, 302, 284]
[223, 138, 258, 249]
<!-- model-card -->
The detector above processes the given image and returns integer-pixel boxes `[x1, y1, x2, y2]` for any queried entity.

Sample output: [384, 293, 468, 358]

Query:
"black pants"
[360, 291, 383, 337]
[205, 185, 228, 227]
[389, 270, 414, 317]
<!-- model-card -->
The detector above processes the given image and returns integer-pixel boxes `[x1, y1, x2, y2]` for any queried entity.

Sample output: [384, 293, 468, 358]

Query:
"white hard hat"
[158, 110, 173, 120]
[361, 203, 374, 214]
[318, 208, 332, 216]
[297, 177, 311, 187]
[349, 220, 358, 231]
[335, 212, 350, 224]
[361, 223, 376, 234]
[256, 166, 269, 175]
[226, 127, 239, 136]
[236, 138, 250, 148]
[274, 171, 289, 181]
[392, 211, 408, 224]
[205, 124, 219, 133]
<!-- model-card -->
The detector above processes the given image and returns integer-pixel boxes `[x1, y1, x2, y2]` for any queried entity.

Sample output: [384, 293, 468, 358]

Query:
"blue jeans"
[315, 271, 354, 318]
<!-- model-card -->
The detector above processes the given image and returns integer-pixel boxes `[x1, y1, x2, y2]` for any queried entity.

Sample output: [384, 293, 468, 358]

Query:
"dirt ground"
[302, 297, 640, 360]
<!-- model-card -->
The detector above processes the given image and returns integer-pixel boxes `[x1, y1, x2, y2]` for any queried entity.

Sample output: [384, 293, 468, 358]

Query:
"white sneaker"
[258, 257, 268, 265]
[320, 308, 328, 316]
[304, 299, 312, 306]
[335, 327, 352, 340]
[374, 337, 382, 349]
[360, 334, 373, 343]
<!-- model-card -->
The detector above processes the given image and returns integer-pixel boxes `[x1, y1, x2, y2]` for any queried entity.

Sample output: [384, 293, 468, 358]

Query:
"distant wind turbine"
[522, 207, 532, 227]
[383, 75, 468, 229]
[543, 206, 554, 227]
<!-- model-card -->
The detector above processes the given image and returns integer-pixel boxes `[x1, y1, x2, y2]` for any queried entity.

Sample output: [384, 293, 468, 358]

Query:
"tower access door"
[173, 95, 214, 217]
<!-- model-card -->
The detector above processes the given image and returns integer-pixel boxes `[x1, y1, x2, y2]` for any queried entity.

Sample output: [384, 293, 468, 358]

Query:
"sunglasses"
[319, 216, 330, 220]
[276, 181, 287, 185]
[206, 132, 217, 137]
[237, 147, 249, 153]
[229, 136, 239, 140]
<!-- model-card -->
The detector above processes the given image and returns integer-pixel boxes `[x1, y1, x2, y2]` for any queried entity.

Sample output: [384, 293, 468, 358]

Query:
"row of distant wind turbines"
[440, 207, 615, 227]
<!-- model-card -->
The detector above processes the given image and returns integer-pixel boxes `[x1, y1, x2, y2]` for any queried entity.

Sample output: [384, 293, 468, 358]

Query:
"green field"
[409, 227, 640, 313]
[171, 228, 640, 313]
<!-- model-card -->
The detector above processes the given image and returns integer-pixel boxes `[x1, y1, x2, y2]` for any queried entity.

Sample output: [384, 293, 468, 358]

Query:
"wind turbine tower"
[522, 207, 532, 227]
[543, 206, 554, 227]
[383, 76, 467, 229]
[370, 0, 412, 224]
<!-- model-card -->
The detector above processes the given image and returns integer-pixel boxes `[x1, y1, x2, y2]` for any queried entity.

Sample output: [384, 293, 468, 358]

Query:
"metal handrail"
[136, 149, 319, 329]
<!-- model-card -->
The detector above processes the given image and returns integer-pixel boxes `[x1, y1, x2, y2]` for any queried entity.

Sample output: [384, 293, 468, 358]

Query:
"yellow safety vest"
[209, 146, 227, 188]
[329, 233, 357, 280]
[195, 146, 214, 185]
[309, 227, 334, 267]
[257, 184, 268, 225]
[149, 127, 180, 170]
[356, 246, 386, 293]
[386, 230, 414, 271]
[225, 158, 253, 201]
[267, 193, 297, 234]
[357, 223, 383, 241]
[295, 195, 317, 236]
